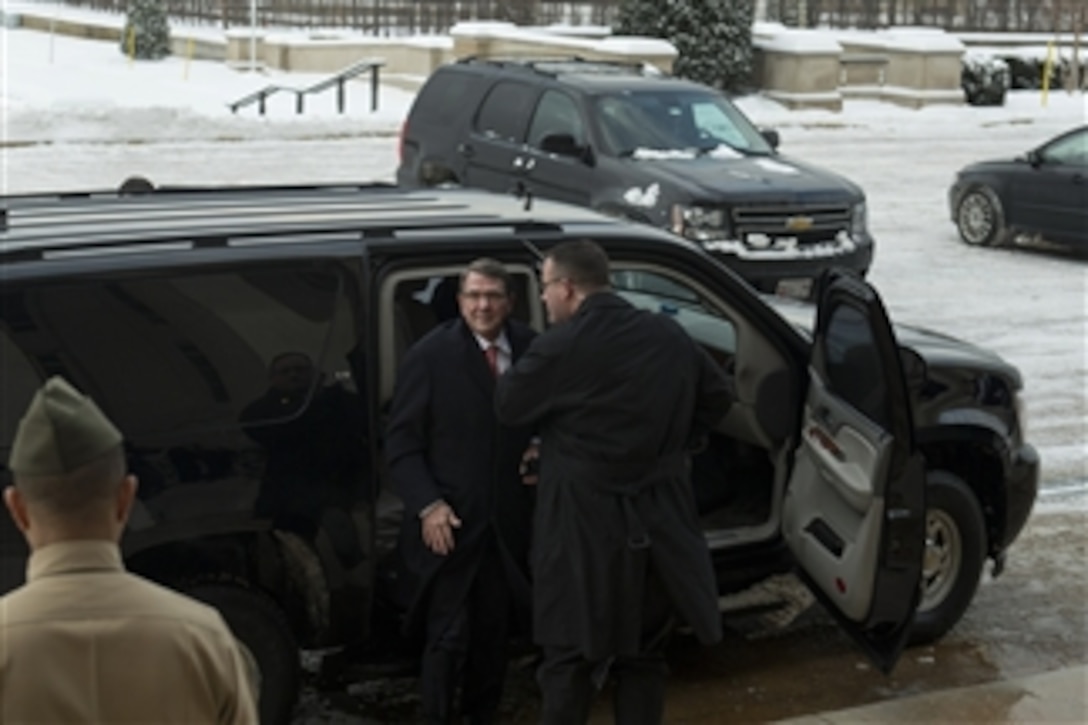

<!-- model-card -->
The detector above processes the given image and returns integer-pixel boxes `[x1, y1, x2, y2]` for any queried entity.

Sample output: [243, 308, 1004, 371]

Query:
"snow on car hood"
[623, 152, 864, 203]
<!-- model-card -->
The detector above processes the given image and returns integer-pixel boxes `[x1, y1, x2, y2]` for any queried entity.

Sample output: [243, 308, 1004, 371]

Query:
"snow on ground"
[2, 25, 1086, 507]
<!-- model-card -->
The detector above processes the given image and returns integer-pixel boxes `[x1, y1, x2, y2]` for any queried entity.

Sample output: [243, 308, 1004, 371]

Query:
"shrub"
[1000, 54, 1058, 89]
[120, 0, 171, 60]
[615, 0, 755, 93]
[961, 53, 1009, 106]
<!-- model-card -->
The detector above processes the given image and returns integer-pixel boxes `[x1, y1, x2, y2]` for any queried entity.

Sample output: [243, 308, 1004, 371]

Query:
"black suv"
[0, 184, 1035, 721]
[396, 57, 874, 298]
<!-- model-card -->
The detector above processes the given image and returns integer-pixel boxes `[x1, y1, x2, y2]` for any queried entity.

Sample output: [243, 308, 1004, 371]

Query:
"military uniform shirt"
[0, 540, 258, 724]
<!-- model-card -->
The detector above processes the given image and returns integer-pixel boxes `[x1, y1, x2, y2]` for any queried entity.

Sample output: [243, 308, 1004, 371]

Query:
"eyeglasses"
[540, 277, 568, 290]
[460, 290, 508, 303]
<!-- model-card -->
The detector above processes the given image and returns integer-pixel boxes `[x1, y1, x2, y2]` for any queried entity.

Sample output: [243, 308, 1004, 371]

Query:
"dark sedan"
[949, 125, 1087, 247]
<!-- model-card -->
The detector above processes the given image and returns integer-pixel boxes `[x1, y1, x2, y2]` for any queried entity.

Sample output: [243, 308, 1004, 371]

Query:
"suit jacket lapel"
[454, 320, 496, 399]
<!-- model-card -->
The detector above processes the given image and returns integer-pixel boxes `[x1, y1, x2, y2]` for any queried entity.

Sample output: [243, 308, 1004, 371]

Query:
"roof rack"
[0, 182, 399, 233]
[456, 55, 664, 78]
[0, 183, 580, 264]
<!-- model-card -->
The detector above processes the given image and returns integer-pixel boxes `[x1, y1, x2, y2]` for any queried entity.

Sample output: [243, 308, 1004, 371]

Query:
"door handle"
[808, 424, 845, 462]
[457, 143, 474, 158]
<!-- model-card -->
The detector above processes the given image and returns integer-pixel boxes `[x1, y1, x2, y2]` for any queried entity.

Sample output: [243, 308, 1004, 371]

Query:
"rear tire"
[955, 185, 1009, 247]
[186, 582, 301, 724]
[909, 471, 986, 645]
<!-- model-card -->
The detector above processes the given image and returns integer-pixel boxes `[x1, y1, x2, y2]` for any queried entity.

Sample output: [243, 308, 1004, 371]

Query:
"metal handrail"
[228, 58, 386, 115]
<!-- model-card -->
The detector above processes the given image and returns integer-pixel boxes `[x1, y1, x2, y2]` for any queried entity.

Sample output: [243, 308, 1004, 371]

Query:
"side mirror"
[1025, 149, 1043, 167]
[760, 128, 780, 150]
[540, 133, 594, 165]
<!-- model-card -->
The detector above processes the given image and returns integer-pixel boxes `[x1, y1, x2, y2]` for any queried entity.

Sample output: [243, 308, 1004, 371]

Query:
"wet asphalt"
[295, 507, 1087, 723]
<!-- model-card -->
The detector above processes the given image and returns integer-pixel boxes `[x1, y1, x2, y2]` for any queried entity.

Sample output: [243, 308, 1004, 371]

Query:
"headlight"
[851, 201, 867, 235]
[670, 204, 729, 241]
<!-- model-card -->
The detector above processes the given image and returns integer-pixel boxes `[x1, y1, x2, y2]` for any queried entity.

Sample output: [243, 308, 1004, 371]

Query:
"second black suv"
[397, 57, 875, 298]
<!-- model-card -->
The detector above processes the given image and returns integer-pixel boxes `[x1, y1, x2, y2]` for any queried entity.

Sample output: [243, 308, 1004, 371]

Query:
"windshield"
[593, 89, 773, 158]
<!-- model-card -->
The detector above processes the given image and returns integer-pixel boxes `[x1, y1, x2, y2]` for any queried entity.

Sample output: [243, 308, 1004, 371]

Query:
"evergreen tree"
[615, 0, 755, 93]
[120, 0, 171, 60]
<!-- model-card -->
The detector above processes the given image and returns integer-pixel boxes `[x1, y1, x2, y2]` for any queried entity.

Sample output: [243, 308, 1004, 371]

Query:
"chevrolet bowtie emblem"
[785, 215, 814, 232]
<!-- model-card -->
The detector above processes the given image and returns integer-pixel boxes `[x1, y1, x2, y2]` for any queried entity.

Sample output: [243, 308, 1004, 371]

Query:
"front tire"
[186, 582, 301, 724]
[955, 185, 1009, 247]
[909, 471, 986, 645]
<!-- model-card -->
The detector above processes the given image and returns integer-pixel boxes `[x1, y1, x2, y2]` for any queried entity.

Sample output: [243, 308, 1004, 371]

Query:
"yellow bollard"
[184, 37, 194, 81]
[127, 25, 136, 66]
[1041, 41, 1054, 106]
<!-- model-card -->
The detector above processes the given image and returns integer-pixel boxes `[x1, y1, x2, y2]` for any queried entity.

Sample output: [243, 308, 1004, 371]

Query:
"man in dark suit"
[495, 240, 733, 724]
[386, 258, 536, 724]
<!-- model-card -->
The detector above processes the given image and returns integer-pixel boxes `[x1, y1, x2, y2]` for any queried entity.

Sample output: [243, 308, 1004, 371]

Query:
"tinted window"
[474, 81, 537, 142]
[1, 262, 371, 537]
[0, 264, 352, 440]
[0, 325, 41, 451]
[413, 70, 479, 119]
[527, 90, 585, 148]
[823, 303, 890, 428]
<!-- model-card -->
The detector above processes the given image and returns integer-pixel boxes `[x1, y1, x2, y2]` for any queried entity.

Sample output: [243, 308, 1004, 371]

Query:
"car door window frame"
[784, 272, 924, 673]
[472, 80, 539, 143]
[526, 89, 587, 151]
[377, 261, 543, 406]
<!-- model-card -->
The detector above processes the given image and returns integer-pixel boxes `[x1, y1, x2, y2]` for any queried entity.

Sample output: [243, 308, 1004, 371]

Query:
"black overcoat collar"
[573, 290, 630, 318]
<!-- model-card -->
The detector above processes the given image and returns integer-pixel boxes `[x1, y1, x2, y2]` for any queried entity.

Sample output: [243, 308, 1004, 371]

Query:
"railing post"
[371, 64, 380, 112]
[337, 77, 346, 113]
[296, 91, 303, 115]
[259, 91, 266, 116]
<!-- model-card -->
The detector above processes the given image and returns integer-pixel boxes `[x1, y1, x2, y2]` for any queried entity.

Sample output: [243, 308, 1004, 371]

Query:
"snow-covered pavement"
[2, 25, 1085, 504]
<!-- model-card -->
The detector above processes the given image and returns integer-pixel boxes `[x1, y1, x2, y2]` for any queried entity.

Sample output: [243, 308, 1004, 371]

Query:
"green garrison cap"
[9, 377, 123, 477]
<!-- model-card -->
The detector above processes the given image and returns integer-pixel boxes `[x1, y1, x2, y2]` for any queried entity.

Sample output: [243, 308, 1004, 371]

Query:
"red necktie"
[485, 344, 499, 378]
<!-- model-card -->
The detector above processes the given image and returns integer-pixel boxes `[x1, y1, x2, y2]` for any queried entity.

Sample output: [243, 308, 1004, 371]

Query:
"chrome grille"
[732, 205, 852, 244]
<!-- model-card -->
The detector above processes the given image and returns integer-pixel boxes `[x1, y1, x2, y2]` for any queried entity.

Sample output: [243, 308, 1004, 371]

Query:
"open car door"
[783, 272, 926, 673]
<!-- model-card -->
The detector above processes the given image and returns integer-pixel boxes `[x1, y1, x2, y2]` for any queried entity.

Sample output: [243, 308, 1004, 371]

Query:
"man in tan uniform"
[0, 376, 259, 723]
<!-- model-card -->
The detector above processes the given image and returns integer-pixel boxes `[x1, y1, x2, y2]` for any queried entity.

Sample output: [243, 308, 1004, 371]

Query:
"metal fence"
[43, 1, 1086, 34]
[55, 1, 620, 34]
[766, 0, 1085, 32]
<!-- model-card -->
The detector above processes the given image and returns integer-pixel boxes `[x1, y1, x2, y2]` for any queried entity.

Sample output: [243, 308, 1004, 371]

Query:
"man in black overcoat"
[386, 259, 536, 724]
[495, 240, 733, 724]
